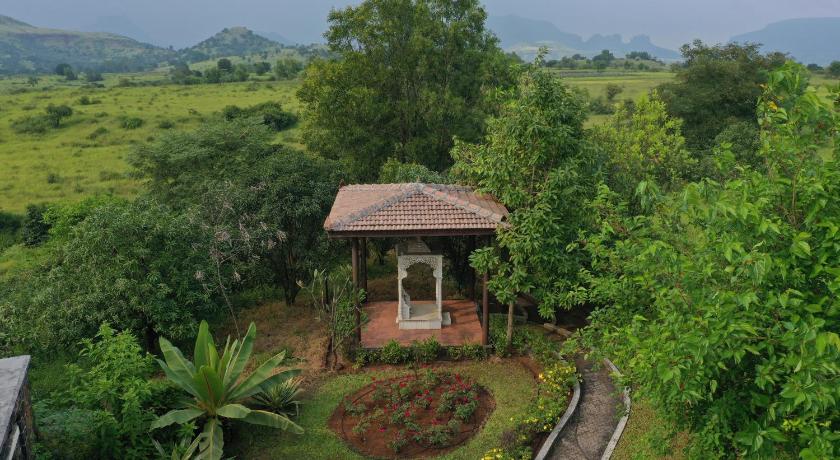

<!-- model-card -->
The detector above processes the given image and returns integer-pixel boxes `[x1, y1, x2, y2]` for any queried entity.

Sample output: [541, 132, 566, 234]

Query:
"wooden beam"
[481, 271, 489, 346]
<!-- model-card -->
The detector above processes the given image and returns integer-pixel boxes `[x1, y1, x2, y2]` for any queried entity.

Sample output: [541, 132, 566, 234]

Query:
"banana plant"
[151, 320, 303, 460]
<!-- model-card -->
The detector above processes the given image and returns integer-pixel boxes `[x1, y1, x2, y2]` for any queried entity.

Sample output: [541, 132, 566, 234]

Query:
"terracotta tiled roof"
[324, 183, 508, 236]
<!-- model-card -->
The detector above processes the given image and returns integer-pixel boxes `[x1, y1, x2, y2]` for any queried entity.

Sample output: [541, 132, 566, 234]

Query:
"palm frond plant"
[151, 320, 303, 460]
[252, 377, 303, 417]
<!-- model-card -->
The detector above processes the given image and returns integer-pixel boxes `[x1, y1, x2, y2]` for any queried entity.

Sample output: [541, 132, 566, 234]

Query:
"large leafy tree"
[452, 61, 593, 321]
[659, 41, 786, 152]
[130, 119, 343, 305]
[298, 0, 514, 180]
[578, 63, 840, 458]
[15, 199, 216, 351]
[590, 92, 695, 206]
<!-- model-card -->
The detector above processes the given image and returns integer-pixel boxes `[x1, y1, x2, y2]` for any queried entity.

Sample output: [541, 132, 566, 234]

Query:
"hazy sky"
[3, 0, 840, 49]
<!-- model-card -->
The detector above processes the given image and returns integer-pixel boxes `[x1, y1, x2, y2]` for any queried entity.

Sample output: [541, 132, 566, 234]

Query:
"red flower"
[399, 382, 406, 388]
[404, 410, 411, 417]
[379, 427, 386, 432]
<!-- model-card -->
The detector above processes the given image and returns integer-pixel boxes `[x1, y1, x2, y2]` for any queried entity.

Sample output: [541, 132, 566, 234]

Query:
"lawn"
[611, 398, 690, 460]
[0, 75, 301, 213]
[227, 359, 538, 459]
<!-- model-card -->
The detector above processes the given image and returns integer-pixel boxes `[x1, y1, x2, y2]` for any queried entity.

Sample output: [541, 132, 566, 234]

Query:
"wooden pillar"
[360, 237, 368, 295]
[481, 271, 489, 346]
[466, 235, 476, 302]
[351, 238, 361, 344]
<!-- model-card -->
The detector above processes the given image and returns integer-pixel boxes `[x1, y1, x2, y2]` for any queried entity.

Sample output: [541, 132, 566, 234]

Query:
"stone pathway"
[549, 358, 622, 460]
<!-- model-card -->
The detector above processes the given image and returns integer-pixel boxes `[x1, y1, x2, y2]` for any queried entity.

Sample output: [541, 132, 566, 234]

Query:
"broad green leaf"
[195, 365, 225, 409]
[194, 320, 212, 369]
[216, 403, 251, 419]
[197, 418, 223, 460]
[225, 322, 257, 388]
[229, 350, 286, 401]
[150, 408, 204, 430]
[241, 409, 304, 434]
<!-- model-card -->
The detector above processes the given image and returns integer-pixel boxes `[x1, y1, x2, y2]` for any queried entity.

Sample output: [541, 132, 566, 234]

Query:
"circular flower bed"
[330, 369, 495, 458]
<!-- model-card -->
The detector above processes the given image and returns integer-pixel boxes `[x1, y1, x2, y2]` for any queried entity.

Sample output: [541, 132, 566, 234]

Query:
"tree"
[300, 267, 365, 369]
[21, 203, 50, 246]
[378, 158, 445, 183]
[253, 61, 271, 75]
[129, 119, 343, 306]
[590, 92, 695, 207]
[45, 104, 73, 127]
[604, 83, 623, 103]
[27, 198, 218, 350]
[152, 321, 303, 460]
[216, 58, 233, 72]
[828, 60, 840, 78]
[84, 70, 103, 82]
[452, 61, 593, 325]
[658, 40, 786, 151]
[222, 101, 297, 131]
[577, 62, 840, 458]
[592, 49, 615, 70]
[273, 57, 303, 80]
[298, 0, 515, 180]
[54, 63, 73, 77]
[626, 51, 653, 61]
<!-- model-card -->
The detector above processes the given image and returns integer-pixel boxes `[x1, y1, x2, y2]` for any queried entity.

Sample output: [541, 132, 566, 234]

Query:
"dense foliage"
[659, 41, 787, 151]
[36, 324, 176, 459]
[152, 321, 303, 460]
[578, 63, 840, 458]
[5, 199, 217, 351]
[130, 118, 343, 305]
[453, 61, 593, 318]
[298, 0, 515, 179]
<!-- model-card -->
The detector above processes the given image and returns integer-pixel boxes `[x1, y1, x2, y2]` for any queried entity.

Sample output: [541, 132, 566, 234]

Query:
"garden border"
[533, 355, 582, 460]
[600, 358, 631, 460]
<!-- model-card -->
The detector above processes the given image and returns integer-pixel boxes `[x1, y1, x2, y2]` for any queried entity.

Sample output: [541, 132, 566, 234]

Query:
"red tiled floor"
[361, 299, 483, 348]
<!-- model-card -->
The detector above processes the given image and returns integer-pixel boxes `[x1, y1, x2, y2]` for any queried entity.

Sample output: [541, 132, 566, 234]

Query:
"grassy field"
[0, 74, 301, 213]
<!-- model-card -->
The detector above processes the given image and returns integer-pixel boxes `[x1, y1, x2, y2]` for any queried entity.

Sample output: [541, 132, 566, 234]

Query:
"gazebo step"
[399, 319, 442, 330]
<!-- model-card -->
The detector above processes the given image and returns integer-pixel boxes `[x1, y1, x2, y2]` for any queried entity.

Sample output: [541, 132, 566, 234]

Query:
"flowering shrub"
[485, 360, 577, 458]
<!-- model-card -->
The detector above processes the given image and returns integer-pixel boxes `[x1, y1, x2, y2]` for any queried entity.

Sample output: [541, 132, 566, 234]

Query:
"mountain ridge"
[486, 14, 681, 61]
[730, 17, 840, 65]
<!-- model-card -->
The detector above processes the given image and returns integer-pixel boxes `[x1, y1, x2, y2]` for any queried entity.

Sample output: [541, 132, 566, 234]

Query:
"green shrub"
[411, 337, 441, 363]
[252, 378, 303, 417]
[36, 324, 159, 459]
[448, 343, 487, 361]
[87, 126, 108, 140]
[157, 119, 175, 129]
[120, 116, 144, 129]
[221, 101, 297, 131]
[379, 340, 411, 364]
[354, 348, 379, 367]
[10, 115, 51, 134]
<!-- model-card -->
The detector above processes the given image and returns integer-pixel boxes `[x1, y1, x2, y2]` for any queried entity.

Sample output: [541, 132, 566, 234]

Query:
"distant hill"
[0, 15, 173, 74]
[487, 14, 680, 61]
[256, 30, 295, 46]
[179, 27, 285, 62]
[82, 15, 156, 46]
[731, 18, 840, 66]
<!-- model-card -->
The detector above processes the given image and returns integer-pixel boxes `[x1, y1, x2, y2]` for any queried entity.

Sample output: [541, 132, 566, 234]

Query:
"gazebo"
[324, 183, 508, 347]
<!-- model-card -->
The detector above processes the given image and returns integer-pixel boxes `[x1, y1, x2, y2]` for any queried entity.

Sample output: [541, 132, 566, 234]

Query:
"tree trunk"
[506, 301, 515, 352]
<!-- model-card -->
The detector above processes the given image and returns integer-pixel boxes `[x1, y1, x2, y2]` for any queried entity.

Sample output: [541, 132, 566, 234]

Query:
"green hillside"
[0, 15, 173, 74]
[179, 26, 285, 62]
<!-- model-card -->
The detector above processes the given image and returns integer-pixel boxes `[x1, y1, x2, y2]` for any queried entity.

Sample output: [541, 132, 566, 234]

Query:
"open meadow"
[0, 74, 301, 213]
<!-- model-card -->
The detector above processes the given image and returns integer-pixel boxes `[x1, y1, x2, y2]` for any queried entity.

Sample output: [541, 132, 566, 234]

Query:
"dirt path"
[549, 358, 621, 460]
